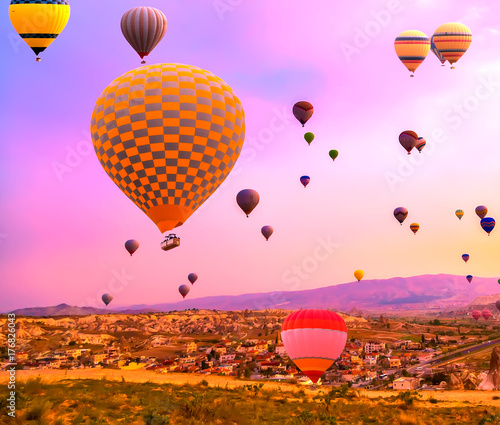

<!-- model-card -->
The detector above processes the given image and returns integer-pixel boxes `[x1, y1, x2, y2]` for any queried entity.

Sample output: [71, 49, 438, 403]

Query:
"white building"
[364, 341, 386, 354]
[393, 377, 420, 390]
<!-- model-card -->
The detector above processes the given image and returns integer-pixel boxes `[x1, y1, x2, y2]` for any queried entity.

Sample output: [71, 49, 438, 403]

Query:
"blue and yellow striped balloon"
[432, 23, 472, 69]
[394, 30, 430, 77]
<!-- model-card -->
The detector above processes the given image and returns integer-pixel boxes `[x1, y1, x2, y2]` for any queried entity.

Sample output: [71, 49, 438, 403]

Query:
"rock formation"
[478, 347, 500, 390]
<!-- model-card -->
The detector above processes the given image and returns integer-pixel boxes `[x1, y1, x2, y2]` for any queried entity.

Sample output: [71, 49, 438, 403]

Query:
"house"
[350, 355, 363, 365]
[184, 342, 197, 353]
[220, 353, 236, 363]
[365, 341, 386, 354]
[405, 341, 422, 350]
[275, 343, 287, 356]
[389, 357, 401, 369]
[90, 353, 107, 364]
[418, 354, 432, 363]
[260, 361, 281, 371]
[16, 352, 29, 361]
[363, 358, 377, 366]
[213, 345, 227, 355]
[393, 377, 420, 390]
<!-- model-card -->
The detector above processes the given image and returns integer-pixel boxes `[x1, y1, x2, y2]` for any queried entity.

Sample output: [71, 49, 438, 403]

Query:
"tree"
[244, 367, 251, 378]
[68, 341, 76, 346]
[402, 369, 411, 377]
[421, 334, 426, 343]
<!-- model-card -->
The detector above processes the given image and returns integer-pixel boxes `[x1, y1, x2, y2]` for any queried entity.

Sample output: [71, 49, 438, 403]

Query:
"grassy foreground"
[1, 377, 500, 424]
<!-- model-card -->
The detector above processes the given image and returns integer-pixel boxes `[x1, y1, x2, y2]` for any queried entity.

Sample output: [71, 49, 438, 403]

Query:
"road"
[407, 337, 500, 373]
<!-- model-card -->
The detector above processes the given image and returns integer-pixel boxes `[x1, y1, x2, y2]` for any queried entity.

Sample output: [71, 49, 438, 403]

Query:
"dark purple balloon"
[236, 189, 260, 217]
[188, 273, 198, 284]
[125, 239, 140, 256]
[261, 225, 273, 241]
[102, 293, 113, 306]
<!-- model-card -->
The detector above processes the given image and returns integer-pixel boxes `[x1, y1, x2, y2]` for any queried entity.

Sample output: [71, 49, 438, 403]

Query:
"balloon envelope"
[300, 176, 311, 188]
[121, 7, 167, 62]
[188, 273, 198, 284]
[455, 210, 464, 220]
[415, 137, 426, 153]
[462, 254, 469, 263]
[281, 309, 347, 384]
[125, 239, 140, 256]
[466, 275, 473, 283]
[236, 189, 260, 217]
[102, 293, 113, 306]
[399, 131, 418, 154]
[481, 217, 495, 235]
[91, 64, 245, 234]
[430, 35, 446, 65]
[261, 225, 273, 241]
[329, 150, 339, 161]
[471, 310, 481, 321]
[9, 0, 70, 61]
[394, 30, 430, 75]
[476, 206, 488, 219]
[482, 309, 492, 320]
[293, 101, 314, 126]
[410, 223, 420, 234]
[394, 207, 408, 225]
[304, 132, 314, 145]
[432, 23, 472, 67]
[354, 270, 364, 282]
[179, 284, 190, 298]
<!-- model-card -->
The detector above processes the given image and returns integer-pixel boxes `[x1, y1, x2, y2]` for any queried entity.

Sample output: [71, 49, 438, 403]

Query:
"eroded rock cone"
[449, 372, 464, 390]
[479, 346, 500, 390]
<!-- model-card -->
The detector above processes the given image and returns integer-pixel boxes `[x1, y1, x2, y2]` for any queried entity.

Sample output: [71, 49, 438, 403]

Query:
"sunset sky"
[1, 0, 500, 312]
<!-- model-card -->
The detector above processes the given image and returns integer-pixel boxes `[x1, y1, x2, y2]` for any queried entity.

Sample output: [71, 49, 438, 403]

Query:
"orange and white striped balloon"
[281, 309, 347, 384]
[394, 30, 430, 77]
[432, 23, 472, 69]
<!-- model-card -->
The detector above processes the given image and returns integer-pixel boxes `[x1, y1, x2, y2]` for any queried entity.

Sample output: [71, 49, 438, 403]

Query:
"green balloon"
[329, 150, 339, 160]
[498, 279, 500, 285]
[304, 132, 314, 145]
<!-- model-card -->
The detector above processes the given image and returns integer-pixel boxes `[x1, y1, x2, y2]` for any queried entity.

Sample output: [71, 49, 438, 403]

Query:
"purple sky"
[1, 1, 500, 311]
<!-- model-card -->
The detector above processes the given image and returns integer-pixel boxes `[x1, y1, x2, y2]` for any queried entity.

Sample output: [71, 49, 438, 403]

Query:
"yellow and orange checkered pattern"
[91, 63, 245, 233]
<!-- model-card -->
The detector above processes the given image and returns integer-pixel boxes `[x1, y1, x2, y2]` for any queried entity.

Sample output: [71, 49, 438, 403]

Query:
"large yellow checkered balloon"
[91, 64, 245, 234]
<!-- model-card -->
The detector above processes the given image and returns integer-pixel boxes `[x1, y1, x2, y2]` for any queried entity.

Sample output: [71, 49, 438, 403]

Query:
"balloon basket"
[410, 74, 414, 78]
[36, 57, 41, 62]
[161, 234, 181, 251]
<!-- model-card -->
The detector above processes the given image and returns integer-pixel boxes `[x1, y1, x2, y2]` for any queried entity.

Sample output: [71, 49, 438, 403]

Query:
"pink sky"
[1, 1, 500, 311]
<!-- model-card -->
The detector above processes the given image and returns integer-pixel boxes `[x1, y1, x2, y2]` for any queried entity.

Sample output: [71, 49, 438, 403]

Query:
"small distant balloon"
[394, 207, 408, 225]
[261, 225, 273, 241]
[430, 34, 446, 66]
[236, 189, 260, 217]
[455, 210, 464, 220]
[329, 150, 339, 161]
[399, 131, 418, 154]
[471, 310, 481, 321]
[188, 273, 198, 285]
[179, 284, 190, 299]
[304, 132, 314, 145]
[462, 254, 469, 263]
[482, 309, 492, 321]
[125, 239, 140, 256]
[300, 176, 311, 188]
[415, 137, 426, 153]
[481, 217, 495, 235]
[293, 101, 314, 126]
[354, 270, 364, 282]
[102, 293, 113, 306]
[475, 206, 488, 219]
[410, 223, 420, 235]
[466, 275, 473, 283]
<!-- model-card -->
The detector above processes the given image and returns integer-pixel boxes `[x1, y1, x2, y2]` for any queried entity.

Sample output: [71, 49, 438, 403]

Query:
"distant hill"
[9, 275, 500, 316]
[10, 303, 112, 317]
[125, 274, 500, 313]
[468, 294, 500, 312]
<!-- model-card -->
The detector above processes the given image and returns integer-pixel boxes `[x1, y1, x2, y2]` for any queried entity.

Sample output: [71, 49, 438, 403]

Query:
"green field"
[2, 377, 500, 424]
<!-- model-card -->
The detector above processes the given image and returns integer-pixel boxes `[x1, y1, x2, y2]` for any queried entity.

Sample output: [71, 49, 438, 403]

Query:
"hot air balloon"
[482, 309, 492, 321]
[462, 254, 469, 263]
[236, 189, 260, 217]
[432, 23, 472, 69]
[455, 210, 464, 220]
[495, 301, 500, 312]
[481, 217, 495, 235]
[329, 150, 339, 161]
[304, 132, 314, 145]
[415, 137, 426, 153]
[466, 275, 473, 283]
[91, 64, 245, 241]
[188, 273, 198, 285]
[399, 131, 418, 154]
[293, 101, 314, 127]
[354, 270, 364, 282]
[498, 279, 500, 285]
[261, 225, 273, 241]
[471, 310, 481, 321]
[300, 176, 311, 188]
[394, 30, 430, 77]
[430, 35, 446, 66]
[125, 239, 139, 256]
[476, 206, 488, 219]
[393, 207, 408, 225]
[9, 0, 70, 62]
[179, 284, 190, 299]
[102, 293, 113, 306]
[410, 223, 420, 235]
[121, 7, 167, 64]
[281, 309, 347, 384]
